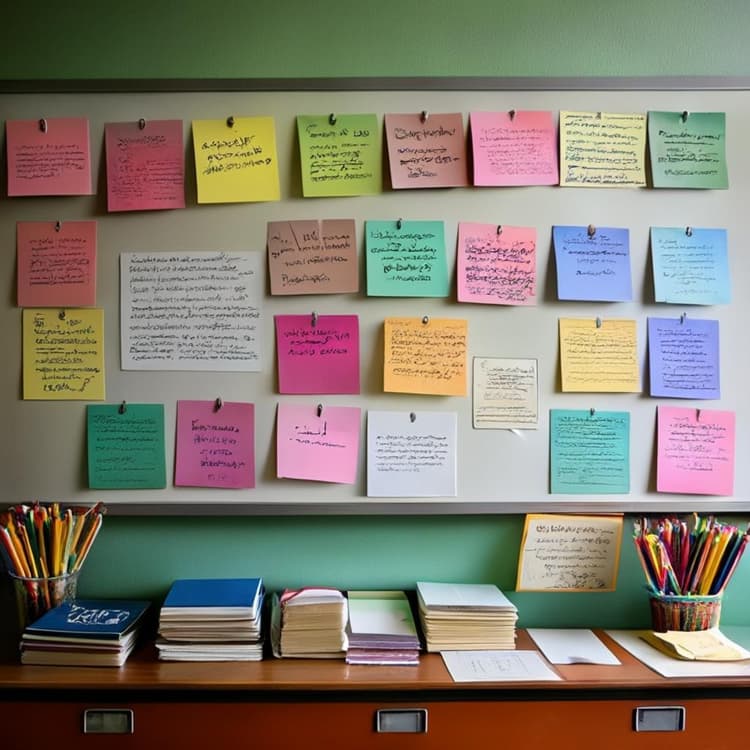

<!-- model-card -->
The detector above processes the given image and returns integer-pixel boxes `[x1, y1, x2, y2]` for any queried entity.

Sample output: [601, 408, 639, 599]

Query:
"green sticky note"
[648, 111, 728, 188]
[87, 404, 167, 489]
[297, 114, 381, 197]
[365, 220, 449, 297]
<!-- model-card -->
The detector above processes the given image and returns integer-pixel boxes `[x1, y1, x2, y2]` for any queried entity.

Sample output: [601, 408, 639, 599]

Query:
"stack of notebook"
[156, 577, 265, 661]
[416, 581, 518, 652]
[20, 599, 150, 667]
[271, 587, 348, 658]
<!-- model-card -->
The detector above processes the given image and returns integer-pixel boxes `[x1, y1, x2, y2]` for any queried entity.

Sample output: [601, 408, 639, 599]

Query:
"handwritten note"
[384, 112, 468, 188]
[120, 251, 262, 371]
[23, 308, 105, 400]
[365, 220, 449, 297]
[651, 227, 730, 305]
[648, 317, 720, 399]
[17, 221, 96, 308]
[559, 318, 640, 393]
[553, 225, 632, 301]
[457, 223, 536, 305]
[648, 111, 728, 189]
[87, 404, 166, 489]
[384, 317, 467, 396]
[275, 314, 360, 394]
[516, 513, 623, 591]
[267, 219, 358, 295]
[470, 110, 558, 186]
[657, 406, 735, 495]
[366, 411, 457, 497]
[192, 116, 280, 203]
[6, 117, 92, 196]
[276, 403, 361, 484]
[105, 119, 185, 211]
[175, 400, 255, 489]
[473, 357, 538, 429]
[550, 409, 630, 494]
[297, 113, 381, 197]
[559, 110, 646, 188]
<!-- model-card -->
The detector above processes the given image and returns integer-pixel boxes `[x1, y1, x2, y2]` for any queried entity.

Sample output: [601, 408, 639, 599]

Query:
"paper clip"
[686, 226, 693, 237]
[682, 110, 689, 122]
[214, 397, 223, 412]
[329, 113, 337, 125]
[587, 224, 596, 238]
[680, 312, 687, 324]
[696, 408, 701, 422]
[497, 225, 503, 236]
[226, 116, 235, 128]
[410, 412, 416, 423]
[422, 315, 429, 325]
[39, 118, 47, 133]
[311, 311, 318, 327]
[317, 403, 323, 417]
[55, 220, 62, 232]
[138, 118, 146, 130]
[420, 110, 428, 123]
[595, 317, 602, 328]
[58, 310, 66, 320]
[509, 109, 516, 121]
[396, 218, 403, 230]
[119, 401, 127, 415]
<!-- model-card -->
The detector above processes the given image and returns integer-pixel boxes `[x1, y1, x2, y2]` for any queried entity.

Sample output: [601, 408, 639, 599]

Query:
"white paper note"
[527, 628, 620, 665]
[441, 650, 561, 682]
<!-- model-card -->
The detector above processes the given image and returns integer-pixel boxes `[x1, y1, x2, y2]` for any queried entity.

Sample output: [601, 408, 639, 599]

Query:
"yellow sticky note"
[23, 308, 105, 400]
[559, 318, 640, 392]
[192, 117, 280, 203]
[384, 317, 467, 396]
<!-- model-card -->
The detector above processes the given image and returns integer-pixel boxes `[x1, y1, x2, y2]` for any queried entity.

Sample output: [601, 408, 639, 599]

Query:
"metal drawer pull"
[83, 708, 134, 734]
[376, 708, 428, 733]
[634, 706, 685, 732]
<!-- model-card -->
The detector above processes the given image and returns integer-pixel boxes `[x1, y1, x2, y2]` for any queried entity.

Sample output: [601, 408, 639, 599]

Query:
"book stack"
[416, 581, 518, 652]
[20, 599, 150, 667]
[345, 590, 420, 665]
[271, 587, 348, 658]
[156, 577, 265, 661]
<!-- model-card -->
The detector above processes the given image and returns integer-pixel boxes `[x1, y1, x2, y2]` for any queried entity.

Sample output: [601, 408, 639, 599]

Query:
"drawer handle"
[376, 708, 428, 733]
[634, 706, 685, 732]
[83, 709, 134, 734]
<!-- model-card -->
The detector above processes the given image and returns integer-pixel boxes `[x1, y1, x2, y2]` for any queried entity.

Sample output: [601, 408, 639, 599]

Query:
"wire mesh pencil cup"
[649, 592, 722, 632]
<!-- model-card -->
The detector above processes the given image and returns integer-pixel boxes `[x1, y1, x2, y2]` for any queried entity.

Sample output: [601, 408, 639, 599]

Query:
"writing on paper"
[374, 433, 448, 472]
[473, 357, 538, 429]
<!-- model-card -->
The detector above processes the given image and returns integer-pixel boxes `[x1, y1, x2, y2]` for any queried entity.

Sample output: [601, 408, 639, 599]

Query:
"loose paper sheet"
[105, 119, 185, 211]
[648, 317, 720, 399]
[87, 403, 166, 489]
[657, 405, 735, 495]
[17, 221, 97, 308]
[441, 650, 561, 682]
[473, 357, 538, 429]
[192, 116, 280, 203]
[550, 409, 630, 494]
[366, 411, 457, 497]
[457, 223, 536, 305]
[559, 318, 640, 392]
[383, 317, 467, 396]
[648, 111, 728, 189]
[384, 112, 468, 188]
[516, 513, 624, 592]
[527, 629, 621, 665]
[175, 400, 255, 489]
[120, 251, 262, 371]
[267, 219, 358, 295]
[23, 308, 105, 400]
[559, 111, 646, 188]
[470, 110, 558, 186]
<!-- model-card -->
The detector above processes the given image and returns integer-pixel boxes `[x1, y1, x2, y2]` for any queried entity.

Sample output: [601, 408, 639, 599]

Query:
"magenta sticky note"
[6, 117, 92, 196]
[174, 400, 255, 489]
[276, 403, 361, 484]
[275, 314, 360, 394]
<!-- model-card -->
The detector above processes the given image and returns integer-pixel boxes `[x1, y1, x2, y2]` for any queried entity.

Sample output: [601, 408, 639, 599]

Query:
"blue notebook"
[162, 578, 264, 617]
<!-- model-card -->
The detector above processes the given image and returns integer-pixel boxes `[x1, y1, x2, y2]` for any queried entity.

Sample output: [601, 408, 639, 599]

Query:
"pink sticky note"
[470, 110, 558, 186]
[105, 120, 185, 211]
[276, 403, 361, 484]
[276, 314, 360, 394]
[174, 400, 255, 489]
[457, 223, 536, 305]
[657, 406, 735, 495]
[6, 117, 92, 196]
[17, 221, 97, 307]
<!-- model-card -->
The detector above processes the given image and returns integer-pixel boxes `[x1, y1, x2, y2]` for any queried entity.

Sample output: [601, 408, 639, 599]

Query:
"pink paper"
[6, 117, 92, 196]
[457, 223, 536, 305]
[276, 314, 360, 394]
[105, 120, 185, 211]
[657, 406, 735, 495]
[276, 403, 361, 484]
[17, 221, 97, 307]
[174, 400, 255, 489]
[470, 110, 558, 186]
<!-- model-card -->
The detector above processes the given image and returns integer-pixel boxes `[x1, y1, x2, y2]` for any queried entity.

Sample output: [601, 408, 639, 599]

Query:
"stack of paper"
[20, 599, 150, 667]
[156, 578, 265, 661]
[345, 590, 420, 665]
[271, 587, 348, 658]
[416, 581, 518, 652]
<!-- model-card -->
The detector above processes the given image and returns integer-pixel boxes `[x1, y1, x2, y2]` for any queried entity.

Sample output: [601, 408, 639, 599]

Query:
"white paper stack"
[416, 581, 518, 652]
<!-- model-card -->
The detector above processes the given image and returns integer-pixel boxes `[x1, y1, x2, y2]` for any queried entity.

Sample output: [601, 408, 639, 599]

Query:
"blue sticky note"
[648, 317, 720, 399]
[651, 227, 730, 304]
[550, 409, 630, 494]
[553, 225, 632, 301]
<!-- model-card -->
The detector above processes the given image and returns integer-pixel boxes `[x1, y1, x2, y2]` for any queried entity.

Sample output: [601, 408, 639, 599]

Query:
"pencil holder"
[648, 592, 722, 632]
[9, 570, 79, 630]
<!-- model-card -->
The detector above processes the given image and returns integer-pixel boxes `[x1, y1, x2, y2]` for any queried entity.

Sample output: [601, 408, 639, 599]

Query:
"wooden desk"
[1, 631, 748, 749]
